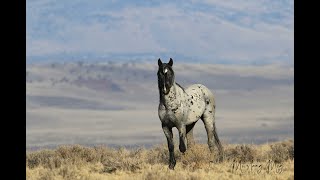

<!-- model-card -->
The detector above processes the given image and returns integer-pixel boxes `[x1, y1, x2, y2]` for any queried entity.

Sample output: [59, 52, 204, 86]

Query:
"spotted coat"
[157, 58, 223, 170]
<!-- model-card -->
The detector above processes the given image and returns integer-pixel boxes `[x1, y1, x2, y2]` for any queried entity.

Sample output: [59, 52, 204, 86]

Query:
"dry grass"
[26, 140, 294, 180]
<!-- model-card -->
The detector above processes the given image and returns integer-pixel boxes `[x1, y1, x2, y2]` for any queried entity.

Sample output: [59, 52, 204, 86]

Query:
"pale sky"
[26, 0, 293, 65]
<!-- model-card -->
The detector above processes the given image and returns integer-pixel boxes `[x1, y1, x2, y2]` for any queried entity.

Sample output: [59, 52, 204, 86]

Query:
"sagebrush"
[27, 140, 294, 180]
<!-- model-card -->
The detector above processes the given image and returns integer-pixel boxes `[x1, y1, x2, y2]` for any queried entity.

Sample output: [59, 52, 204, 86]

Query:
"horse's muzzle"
[163, 87, 170, 95]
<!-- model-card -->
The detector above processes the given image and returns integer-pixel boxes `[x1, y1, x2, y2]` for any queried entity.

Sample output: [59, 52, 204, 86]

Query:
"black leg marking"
[213, 123, 224, 162]
[162, 124, 176, 169]
[178, 125, 187, 153]
[186, 121, 197, 147]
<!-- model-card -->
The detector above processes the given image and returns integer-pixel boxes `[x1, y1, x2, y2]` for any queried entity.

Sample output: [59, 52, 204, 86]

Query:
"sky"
[26, 0, 293, 65]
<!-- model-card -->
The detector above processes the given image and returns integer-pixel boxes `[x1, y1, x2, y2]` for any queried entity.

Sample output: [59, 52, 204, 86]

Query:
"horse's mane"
[175, 82, 186, 93]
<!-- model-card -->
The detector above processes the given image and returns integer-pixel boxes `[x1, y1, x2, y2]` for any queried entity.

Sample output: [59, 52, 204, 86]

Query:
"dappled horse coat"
[157, 58, 223, 170]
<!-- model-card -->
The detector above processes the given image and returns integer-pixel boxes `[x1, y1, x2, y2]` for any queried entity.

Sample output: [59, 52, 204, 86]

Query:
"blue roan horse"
[157, 58, 223, 170]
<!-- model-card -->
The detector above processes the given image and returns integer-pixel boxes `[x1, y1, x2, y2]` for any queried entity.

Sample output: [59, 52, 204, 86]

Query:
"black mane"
[175, 82, 185, 93]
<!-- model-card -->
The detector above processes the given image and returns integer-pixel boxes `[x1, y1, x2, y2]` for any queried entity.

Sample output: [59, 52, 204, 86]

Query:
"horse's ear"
[158, 58, 162, 66]
[168, 58, 173, 66]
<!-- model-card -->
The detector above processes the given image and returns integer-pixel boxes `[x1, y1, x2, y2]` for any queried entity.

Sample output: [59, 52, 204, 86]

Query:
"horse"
[157, 58, 223, 170]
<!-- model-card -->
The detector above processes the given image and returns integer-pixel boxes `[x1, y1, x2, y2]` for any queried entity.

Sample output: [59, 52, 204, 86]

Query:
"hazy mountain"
[26, 62, 293, 150]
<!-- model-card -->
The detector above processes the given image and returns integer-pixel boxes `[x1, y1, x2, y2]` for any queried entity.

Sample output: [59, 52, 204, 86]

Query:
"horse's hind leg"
[186, 121, 197, 148]
[202, 113, 223, 162]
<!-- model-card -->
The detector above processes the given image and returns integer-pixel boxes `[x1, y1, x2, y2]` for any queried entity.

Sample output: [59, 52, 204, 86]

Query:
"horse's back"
[185, 84, 215, 102]
[183, 84, 215, 124]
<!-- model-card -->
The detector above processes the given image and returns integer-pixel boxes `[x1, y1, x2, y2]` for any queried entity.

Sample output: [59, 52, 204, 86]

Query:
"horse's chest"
[158, 104, 183, 126]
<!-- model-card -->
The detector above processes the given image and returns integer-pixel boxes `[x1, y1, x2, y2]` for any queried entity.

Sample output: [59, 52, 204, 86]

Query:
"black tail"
[213, 123, 223, 156]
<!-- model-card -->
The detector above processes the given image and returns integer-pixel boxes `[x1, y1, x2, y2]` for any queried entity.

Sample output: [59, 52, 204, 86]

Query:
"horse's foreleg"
[162, 124, 176, 170]
[186, 121, 197, 148]
[177, 124, 187, 153]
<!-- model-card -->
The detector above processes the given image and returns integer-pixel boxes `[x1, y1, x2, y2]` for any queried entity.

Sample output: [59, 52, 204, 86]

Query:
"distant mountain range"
[26, 52, 293, 66]
[26, 62, 293, 148]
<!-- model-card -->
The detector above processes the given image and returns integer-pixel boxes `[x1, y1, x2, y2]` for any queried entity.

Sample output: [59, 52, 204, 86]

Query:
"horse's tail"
[213, 123, 224, 157]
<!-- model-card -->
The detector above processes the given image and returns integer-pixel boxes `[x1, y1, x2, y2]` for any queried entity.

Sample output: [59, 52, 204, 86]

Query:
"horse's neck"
[161, 83, 184, 110]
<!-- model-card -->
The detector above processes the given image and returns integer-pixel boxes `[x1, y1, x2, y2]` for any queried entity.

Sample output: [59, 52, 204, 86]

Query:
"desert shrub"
[55, 145, 99, 165]
[224, 144, 257, 162]
[180, 144, 211, 165]
[268, 140, 294, 163]
[27, 145, 111, 169]
[27, 149, 59, 169]
[101, 147, 144, 173]
[26, 140, 294, 179]
[57, 165, 82, 179]
[146, 144, 169, 164]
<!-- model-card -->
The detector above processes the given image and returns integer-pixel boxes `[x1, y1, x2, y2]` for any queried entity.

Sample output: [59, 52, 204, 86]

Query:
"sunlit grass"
[26, 140, 293, 180]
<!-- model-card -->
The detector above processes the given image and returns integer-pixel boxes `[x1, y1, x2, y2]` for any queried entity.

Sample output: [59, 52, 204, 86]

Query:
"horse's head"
[157, 58, 175, 95]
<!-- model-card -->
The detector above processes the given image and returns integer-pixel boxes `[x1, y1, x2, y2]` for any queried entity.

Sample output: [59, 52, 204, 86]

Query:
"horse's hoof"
[179, 144, 187, 153]
[169, 164, 175, 170]
[169, 160, 176, 170]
